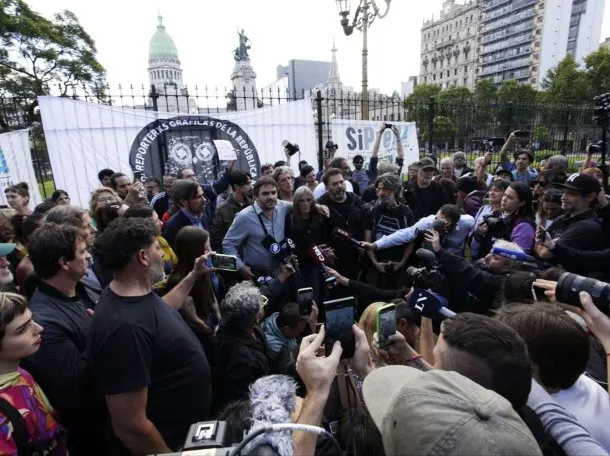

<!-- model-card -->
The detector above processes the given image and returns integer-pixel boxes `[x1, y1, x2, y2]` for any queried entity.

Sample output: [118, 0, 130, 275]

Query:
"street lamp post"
[336, 0, 391, 120]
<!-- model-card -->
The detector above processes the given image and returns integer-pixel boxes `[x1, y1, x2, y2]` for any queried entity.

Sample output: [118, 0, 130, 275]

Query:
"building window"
[433, 74, 436, 80]
[454, 68, 458, 75]
[447, 70, 450, 77]
[464, 78, 468, 85]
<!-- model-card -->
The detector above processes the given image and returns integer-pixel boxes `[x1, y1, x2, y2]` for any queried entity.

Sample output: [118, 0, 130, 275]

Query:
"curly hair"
[44, 205, 87, 229]
[93, 217, 159, 272]
[220, 281, 262, 331]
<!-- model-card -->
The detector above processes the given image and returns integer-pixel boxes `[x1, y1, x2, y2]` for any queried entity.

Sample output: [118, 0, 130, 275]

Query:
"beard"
[0, 270, 14, 288]
[148, 260, 165, 285]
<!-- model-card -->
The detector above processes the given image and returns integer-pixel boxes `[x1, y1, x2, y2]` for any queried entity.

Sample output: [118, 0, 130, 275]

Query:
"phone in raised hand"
[324, 297, 355, 359]
[376, 303, 396, 349]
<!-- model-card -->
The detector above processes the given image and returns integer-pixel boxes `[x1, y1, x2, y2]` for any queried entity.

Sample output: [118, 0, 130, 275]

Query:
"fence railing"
[0, 84, 602, 198]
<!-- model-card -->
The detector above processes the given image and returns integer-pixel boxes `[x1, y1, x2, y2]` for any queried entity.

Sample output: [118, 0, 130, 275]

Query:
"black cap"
[559, 173, 601, 194]
[415, 157, 437, 170]
[325, 140, 338, 149]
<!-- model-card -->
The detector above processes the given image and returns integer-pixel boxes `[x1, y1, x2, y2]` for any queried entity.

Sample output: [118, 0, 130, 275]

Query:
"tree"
[584, 47, 610, 98]
[438, 87, 474, 150]
[540, 54, 589, 104]
[0, 0, 106, 100]
[405, 84, 441, 146]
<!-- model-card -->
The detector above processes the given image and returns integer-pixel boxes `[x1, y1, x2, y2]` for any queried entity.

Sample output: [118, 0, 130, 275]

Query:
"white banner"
[0, 129, 43, 207]
[330, 119, 419, 169]
[37, 97, 317, 208]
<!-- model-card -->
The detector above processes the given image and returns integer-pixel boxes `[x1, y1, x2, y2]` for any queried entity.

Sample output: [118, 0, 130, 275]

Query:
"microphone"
[242, 375, 297, 456]
[332, 227, 364, 248]
[308, 245, 336, 288]
[408, 288, 455, 319]
[278, 238, 300, 274]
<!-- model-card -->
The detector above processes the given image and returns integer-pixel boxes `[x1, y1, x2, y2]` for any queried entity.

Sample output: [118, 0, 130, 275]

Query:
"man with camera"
[535, 173, 605, 266]
[363, 204, 473, 257]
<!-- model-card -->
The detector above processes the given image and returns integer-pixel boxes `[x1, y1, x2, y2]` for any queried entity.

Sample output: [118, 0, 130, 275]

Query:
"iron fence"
[0, 84, 602, 198]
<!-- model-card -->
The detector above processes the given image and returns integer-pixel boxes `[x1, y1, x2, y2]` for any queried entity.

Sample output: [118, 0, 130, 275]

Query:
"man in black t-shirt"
[403, 157, 450, 222]
[535, 173, 604, 273]
[364, 173, 415, 288]
[88, 217, 212, 454]
[317, 168, 365, 279]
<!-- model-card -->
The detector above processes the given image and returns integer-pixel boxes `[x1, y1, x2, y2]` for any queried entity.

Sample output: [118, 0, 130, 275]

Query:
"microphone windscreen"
[243, 375, 297, 456]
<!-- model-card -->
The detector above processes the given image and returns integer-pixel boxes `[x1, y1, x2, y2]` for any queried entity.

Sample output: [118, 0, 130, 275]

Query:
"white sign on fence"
[0, 129, 43, 207]
[331, 119, 419, 168]
[38, 96, 317, 208]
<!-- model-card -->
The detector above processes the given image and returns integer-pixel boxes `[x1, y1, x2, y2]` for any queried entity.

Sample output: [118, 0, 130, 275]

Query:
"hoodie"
[262, 313, 297, 361]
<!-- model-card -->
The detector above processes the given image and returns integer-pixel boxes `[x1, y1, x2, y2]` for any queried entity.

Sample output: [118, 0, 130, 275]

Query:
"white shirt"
[313, 180, 354, 199]
[552, 374, 610, 452]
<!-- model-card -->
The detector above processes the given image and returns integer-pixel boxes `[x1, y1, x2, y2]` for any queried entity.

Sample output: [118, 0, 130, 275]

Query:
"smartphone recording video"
[376, 303, 396, 348]
[324, 297, 355, 359]
[298, 287, 313, 315]
[210, 254, 238, 272]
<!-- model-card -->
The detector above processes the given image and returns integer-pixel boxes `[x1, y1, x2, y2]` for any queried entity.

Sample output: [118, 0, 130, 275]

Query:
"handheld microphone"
[332, 227, 364, 248]
[308, 245, 336, 288]
[408, 288, 455, 319]
[278, 238, 300, 274]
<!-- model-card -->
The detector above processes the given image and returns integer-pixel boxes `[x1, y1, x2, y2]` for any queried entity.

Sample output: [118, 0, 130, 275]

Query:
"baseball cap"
[362, 366, 541, 456]
[0, 243, 16, 257]
[559, 173, 601, 194]
[325, 140, 338, 150]
[415, 157, 437, 170]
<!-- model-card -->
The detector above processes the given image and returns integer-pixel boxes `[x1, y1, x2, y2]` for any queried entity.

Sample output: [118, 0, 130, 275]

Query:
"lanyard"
[256, 211, 276, 241]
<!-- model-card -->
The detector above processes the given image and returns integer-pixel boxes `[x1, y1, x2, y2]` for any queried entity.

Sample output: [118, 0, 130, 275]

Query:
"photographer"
[537, 228, 610, 280]
[363, 204, 473, 257]
[428, 230, 536, 313]
[473, 182, 535, 256]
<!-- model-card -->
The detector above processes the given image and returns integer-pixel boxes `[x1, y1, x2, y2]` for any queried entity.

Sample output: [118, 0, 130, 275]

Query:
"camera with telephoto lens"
[282, 140, 300, 157]
[482, 214, 509, 237]
[556, 272, 610, 316]
[405, 249, 448, 293]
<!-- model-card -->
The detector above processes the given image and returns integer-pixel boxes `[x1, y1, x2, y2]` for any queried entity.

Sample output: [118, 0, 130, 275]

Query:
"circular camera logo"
[129, 116, 261, 184]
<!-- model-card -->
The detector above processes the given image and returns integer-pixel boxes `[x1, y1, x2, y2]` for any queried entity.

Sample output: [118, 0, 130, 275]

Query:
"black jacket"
[210, 194, 252, 252]
[436, 249, 505, 314]
[213, 325, 270, 413]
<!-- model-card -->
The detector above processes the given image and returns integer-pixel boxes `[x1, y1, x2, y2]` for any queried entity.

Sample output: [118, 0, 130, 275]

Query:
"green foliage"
[541, 54, 590, 104]
[583, 47, 610, 97]
[0, 0, 106, 98]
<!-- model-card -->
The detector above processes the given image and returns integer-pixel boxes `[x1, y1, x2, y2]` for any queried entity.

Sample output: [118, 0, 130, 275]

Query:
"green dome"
[149, 15, 179, 61]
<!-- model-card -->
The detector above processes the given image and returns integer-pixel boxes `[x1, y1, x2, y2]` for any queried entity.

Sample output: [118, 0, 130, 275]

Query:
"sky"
[25, 0, 610, 96]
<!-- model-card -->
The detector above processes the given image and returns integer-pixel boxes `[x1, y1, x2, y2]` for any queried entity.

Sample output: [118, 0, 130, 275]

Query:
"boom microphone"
[308, 245, 336, 288]
[332, 227, 364, 248]
[415, 248, 437, 268]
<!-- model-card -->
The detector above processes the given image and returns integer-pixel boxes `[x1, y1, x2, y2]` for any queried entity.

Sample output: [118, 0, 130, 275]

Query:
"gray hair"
[44, 205, 87, 228]
[547, 155, 568, 167]
[375, 173, 402, 197]
[377, 159, 398, 176]
[272, 166, 294, 183]
[220, 281, 262, 330]
[453, 151, 466, 160]
[440, 157, 453, 167]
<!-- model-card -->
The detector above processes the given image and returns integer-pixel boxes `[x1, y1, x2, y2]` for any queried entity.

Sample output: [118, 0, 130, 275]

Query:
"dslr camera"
[557, 272, 610, 316]
[405, 249, 447, 293]
[282, 140, 300, 157]
[482, 214, 509, 237]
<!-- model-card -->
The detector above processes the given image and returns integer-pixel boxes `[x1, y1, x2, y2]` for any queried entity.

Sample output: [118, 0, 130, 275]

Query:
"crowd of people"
[0, 124, 608, 455]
